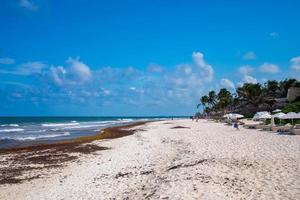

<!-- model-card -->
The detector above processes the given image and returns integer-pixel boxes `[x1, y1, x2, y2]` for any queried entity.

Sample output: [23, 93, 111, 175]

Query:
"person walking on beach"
[233, 120, 239, 130]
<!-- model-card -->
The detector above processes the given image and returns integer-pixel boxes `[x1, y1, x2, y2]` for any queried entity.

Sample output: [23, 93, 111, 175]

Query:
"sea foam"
[0, 124, 19, 127]
[41, 122, 80, 127]
[0, 128, 24, 133]
[14, 132, 71, 141]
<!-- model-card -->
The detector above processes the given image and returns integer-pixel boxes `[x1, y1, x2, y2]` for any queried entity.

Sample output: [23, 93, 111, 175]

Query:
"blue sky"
[0, 0, 299, 116]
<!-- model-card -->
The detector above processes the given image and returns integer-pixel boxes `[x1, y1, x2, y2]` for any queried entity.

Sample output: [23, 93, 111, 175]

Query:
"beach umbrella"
[281, 112, 299, 119]
[253, 112, 262, 120]
[272, 112, 286, 118]
[230, 113, 244, 119]
[224, 113, 244, 119]
[223, 114, 231, 122]
[253, 111, 270, 120]
[272, 109, 282, 113]
[272, 112, 286, 124]
[258, 113, 272, 119]
[281, 112, 300, 124]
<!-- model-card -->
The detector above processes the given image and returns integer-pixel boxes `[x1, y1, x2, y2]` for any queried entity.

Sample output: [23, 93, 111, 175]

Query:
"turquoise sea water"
[0, 116, 185, 148]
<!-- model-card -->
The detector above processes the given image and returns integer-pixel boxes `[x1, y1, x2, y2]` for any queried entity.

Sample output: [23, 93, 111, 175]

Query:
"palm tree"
[207, 90, 217, 108]
[198, 95, 209, 108]
[265, 80, 279, 97]
[197, 95, 209, 116]
[197, 78, 300, 118]
[217, 88, 233, 114]
[236, 83, 266, 113]
[263, 80, 280, 110]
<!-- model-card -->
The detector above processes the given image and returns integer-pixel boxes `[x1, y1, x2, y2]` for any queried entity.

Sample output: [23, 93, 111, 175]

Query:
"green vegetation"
[282, 101, 300, 113]
[198, 79, 300, 117]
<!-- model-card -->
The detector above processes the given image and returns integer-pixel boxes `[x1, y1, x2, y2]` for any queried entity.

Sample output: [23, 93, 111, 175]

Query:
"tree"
[196, 78, 299, 117]
[265, 80, 279, 97]
[236, 83, 266, 112]
[282, 101, 300, 113]
[217, 88, 233, 113]
[279, 79, 298, 97]
[207, 90, 217, 108]
[198, 95, 209, 108]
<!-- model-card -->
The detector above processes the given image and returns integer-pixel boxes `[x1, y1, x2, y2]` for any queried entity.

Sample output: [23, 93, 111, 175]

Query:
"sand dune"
[0, 119, 299, 199]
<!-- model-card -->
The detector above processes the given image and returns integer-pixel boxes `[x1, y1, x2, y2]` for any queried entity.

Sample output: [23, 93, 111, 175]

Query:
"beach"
[0, 119, 300, 199]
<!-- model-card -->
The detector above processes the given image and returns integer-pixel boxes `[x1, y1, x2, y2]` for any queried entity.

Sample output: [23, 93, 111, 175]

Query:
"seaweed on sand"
[0, 121, 149, 185]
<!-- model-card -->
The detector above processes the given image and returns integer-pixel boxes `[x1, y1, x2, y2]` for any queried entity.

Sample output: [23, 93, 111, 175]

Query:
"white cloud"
[243, 51, 256, 60]
[0, 61, 47, 75]
[243, 75, 257, 84]
[20, 0, 38, 11]
[67, 57, 92, 82]
[157, 52, 215, 106]
[259, 62, 280, 74]
[290, 56, 300, 71]
[238, 65, 253, 75]
[1, 52, 217, 111]
[50, 66, 66, 86]
[0, 57, 15, 65]
[18, 61, 47, 75]
[220, 78, 235, 90]
[176, 64, 193, 75]
[50, 57, 92, 86]
[192, 52, 214, 82]
[102, 89, 111, 96]
[123, 66, 140, 78]
[148, 63, 163, 73]
[270, 32, 279, 38]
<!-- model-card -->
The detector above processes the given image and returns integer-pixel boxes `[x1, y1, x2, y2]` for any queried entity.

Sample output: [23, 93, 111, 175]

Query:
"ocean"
[0, 116, 182, 149]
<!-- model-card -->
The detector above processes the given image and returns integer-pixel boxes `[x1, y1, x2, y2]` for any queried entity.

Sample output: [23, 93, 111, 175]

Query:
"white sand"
[1, 119, 300, 200]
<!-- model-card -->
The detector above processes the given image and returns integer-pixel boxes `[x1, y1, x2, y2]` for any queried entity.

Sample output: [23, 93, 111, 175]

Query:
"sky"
[0, 0, 299, 116]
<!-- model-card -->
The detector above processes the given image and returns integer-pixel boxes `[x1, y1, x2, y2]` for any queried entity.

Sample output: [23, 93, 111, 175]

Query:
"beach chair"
[293, 124, 300, 129]
[243, 123, 262, 129]
[276, 124, 293, 133]
[291, 128, 300, 135]
[262, 125, 275, 131]
[255, 124, 270, 129]
[271, 126, 285, 132]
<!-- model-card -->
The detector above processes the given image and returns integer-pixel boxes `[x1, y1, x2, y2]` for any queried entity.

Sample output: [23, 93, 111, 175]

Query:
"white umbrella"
[272, 109, 281, 113]
[253, 111, 270, 120]
[231, 113, 244, 119]
[223, 113, 244, 119]
[281, 112, 299, 119]
[253, 112, 263, 120]
[272, 112, 286, 118]
[272, 112, 286, 124]
[225, 113, 244, 119]
[258, 113, 272, 119]
[281, 112, 300, 124]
